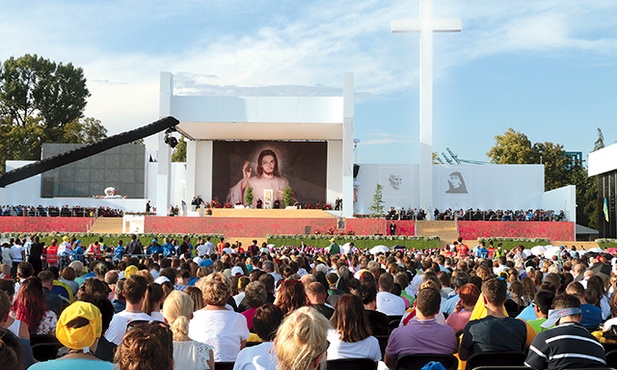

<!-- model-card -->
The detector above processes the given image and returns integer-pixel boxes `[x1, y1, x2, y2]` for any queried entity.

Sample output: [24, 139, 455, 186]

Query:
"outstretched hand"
[241, 161, 252, 192]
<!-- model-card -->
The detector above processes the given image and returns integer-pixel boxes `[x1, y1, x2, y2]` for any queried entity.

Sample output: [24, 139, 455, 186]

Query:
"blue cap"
[75, 240, 81, 245]
[199, 259, 214, 268]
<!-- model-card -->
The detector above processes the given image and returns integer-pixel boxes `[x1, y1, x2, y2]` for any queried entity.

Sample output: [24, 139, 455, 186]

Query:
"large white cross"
[392, 0, 461, 216]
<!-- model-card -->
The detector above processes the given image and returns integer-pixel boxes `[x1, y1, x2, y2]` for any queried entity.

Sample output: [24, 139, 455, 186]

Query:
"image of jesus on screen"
[226, 149, 291, 208]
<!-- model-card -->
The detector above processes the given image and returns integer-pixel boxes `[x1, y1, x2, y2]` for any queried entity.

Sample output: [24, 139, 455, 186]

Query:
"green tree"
[171, 136, 187, 162]
[0, 54, 90, 142]
[487, 128, 536, 164]
[368, 183, 385, 235]
[245, 185, 253, 207]
[62, 117, 108, 144]
[0, 116, 47, 171]
[283, 186, 292, 207]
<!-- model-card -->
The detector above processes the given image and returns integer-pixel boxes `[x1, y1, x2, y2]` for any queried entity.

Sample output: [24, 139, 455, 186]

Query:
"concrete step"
[416, 221, 459, 247]
[89, 218, 123, 234]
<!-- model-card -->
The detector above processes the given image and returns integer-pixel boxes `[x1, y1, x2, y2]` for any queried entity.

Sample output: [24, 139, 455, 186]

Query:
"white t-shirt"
[173, 340, 214, 370]
[376, 291, 406, 316]
[233, 342, 278, 370]
[9, 245, 23, 262]
[189, 309, 250, 362]
[326, 329, 381, 361]
[198, 242, 215, 257]
[104, 310, 155, 345]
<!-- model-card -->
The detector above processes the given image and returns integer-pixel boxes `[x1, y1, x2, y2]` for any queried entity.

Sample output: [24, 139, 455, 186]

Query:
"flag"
[604, 197, 610, 222]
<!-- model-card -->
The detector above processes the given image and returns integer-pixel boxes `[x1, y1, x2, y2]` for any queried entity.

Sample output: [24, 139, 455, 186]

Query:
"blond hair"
[196, 272, 231, 306]
[161, 290, 194, 341]
[275, 307, 331, 370]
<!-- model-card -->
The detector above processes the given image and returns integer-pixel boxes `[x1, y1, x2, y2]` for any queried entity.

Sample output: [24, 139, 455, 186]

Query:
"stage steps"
[210, 208, 336, 219]
[89, 217, 123, 234]
[416, 221, 459, 246]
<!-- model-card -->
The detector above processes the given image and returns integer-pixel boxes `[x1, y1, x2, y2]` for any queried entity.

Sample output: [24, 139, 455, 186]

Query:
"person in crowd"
[240, 281, 268, 331]
[376, 273, 406, 317]
[527, 289, 556, 333]
[144, 283, 166, 321]
[459, 278, 534, 360]
[0, 326, 25, 370]
[274, 306, 331, 370]
[525, 293, 607, 370]
[327, 294, 381, 362]
[1, 289, 29, 340]
[105, 274, 157, 345]
[185, 286, 204, 311]
[114, 321, 174, 370]
[306, 281, 334, 319]
[445, 283, 480, 333]
[189, 272, 250, 362]
[275, 279, 306, 316]
[29, 301, 114, 370]
[565, 281, 603, 330]
[352, 283, 390, 335]
[385, 287, 458, 369]
[162, 290, 214, 370]
[234, 303, 284, 370]
[11, 277, 57, 336]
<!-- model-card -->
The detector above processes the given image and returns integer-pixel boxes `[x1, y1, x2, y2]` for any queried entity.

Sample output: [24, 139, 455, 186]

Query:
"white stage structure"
[155, 72, 355, 217]
[392, 0, 462, 216]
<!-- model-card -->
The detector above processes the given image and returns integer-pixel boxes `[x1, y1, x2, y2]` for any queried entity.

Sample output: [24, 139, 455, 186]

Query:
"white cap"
[231, 266, 244, 276]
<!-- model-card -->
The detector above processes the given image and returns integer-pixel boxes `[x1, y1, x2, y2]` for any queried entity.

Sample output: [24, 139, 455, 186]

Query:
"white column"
[342, 72, 355, 217]
[156, 72, 173, 216]
[185, 140, 197, 205]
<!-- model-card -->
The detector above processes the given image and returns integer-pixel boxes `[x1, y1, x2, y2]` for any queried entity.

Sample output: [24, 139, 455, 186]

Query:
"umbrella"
[522, 249, 532, 258]
[587, 247, 603, 254]
[530, 245, 547, 256]
[370, 245, 390, 254]
[340, 242, 352, 255]
[543, 246, 562, 259]
[589, 263, 612, 281]
[604, 248, 617, 255]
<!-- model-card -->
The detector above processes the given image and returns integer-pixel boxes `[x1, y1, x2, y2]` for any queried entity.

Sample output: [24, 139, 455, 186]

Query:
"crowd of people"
[1, 234, 617, 370]
[385, 207, 566, 222]
[0, 205, 124, 218]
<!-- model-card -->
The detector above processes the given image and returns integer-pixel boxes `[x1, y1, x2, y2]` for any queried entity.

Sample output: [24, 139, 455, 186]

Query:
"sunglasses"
[127, 320, 170, 330]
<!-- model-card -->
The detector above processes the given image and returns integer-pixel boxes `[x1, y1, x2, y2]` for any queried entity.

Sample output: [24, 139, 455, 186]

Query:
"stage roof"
[171, 95, 344, 141]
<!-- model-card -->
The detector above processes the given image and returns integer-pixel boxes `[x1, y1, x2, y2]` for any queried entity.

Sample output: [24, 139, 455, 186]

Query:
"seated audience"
[162, 290, 214, 370]
[234, 304, 284, 370]
[114, 321, 174, 370]
[445, 283, 480, 333]
[327, 294, 381, 362]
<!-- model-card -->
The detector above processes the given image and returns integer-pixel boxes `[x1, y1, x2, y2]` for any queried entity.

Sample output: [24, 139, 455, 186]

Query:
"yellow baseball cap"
[56, 301, 102, 350]
[125, 265, 139, 278]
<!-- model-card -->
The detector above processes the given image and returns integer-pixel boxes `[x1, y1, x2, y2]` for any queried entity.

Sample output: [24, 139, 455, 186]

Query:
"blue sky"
[1, 0, 616, 165]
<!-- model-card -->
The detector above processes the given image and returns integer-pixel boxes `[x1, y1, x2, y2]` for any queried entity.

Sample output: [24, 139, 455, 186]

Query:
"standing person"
[145, 200, 151, 213]
[2, 243, 12, 272]
[227, 149, 291, 208]
[326, 238, 340, 255]
[125, 234, 143, 256]
[525, 294, 606, 370]
[390, 222, 397, 236]
[10, 239, 24, 278]
[179, 236, 193, 257]
[27, 235, 44, 275]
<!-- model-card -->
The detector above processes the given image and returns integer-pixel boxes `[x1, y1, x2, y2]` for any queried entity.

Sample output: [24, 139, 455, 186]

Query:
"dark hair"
[123, 275, 148, 304]
[378, 273, 394, 292]
[0, 327, 23, 370]
[481, 278, 507, 305]
[143, 284, 165, 316]
[534, 290, 555, 315]
[353, 284, 377, 305]
[553, 293, 581, 311]
[253, 303, 284, 341]
[77, 278, 111, 301]
[331, 294, 371, 342]
[244, 282, 267, 308]
[17, 262, 33, 279]
[256, 149, 281, 177]
[416, 287, 441, 316]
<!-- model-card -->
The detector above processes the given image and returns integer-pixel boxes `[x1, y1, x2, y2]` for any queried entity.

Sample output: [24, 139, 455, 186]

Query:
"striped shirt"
[525, 322, 606, 370]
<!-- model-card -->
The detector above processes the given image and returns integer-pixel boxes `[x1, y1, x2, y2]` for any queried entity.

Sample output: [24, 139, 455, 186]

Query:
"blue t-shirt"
[29, 358, 115, 370]
[113, 246, 125, 261]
